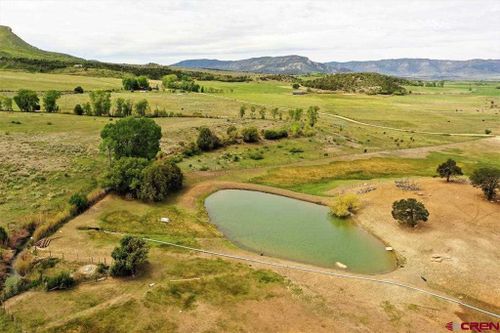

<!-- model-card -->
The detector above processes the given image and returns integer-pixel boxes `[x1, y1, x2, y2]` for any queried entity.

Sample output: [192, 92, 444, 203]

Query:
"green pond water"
[205, 190, 396, 274]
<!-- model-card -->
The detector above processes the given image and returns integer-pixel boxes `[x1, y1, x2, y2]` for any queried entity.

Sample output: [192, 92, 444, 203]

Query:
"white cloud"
[0, 0, 499, 64]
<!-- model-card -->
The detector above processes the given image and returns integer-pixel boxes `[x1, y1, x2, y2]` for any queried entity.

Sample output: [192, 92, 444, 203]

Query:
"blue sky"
[1, 0, 499, 64]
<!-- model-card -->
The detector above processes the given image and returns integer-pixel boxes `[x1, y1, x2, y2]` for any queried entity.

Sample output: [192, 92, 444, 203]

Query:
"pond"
[205, 189, 397, 274]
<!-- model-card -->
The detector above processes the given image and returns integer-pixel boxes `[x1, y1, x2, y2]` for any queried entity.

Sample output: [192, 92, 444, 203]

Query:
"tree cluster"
[122, 75, 150, 91]
[304, 73, 408, 95]
[100, 117, 183, 202]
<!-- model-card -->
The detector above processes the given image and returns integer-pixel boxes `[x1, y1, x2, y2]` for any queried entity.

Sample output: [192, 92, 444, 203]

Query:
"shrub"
[73, 104, 84, 115]
[182, 142, 201, 157]
[14, 251, 34, 276]
[68, 193, 88, 214]
[485, 129, 492, 135]
[470, 167, 500, 201]
[292, 83, 300, 89]
[111, 236, 149, 277]
[196, 127, 221, 151]
[74, 86, 84, 94]
[139, 159, 183, 202]
[242, 127, 260, 143]
[45, 271, 75, 291]
[0, 226, 8, 247]
[329, 194, 360, 217]
[248, 151, 264, 160]
[263, 128, 288, 140]
[2, 275, 27, 299]
[391, 198, 429, 227]
[289, 147, 304, 153]
[103, 157, 150, 197]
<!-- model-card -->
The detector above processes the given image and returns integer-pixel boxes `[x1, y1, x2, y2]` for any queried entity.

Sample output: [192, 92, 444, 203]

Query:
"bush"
[248, 151, 264, 160]
[103, 157, 150, 196]
[182, 142, 201, 157]
[263, 128, 288, 140]
[0, 226, 8, 247]
[14, 251, 34, 276]
[73, 104, 84, 115]
[329, 194, 360, 217]
[485, 129, 492, 135]
[68, 193, 88, 214]
[2, 275, 28, 299]
[139, 159, 183, 202]
[74, 86, 84, 94]
[242, 127, 260, 143]
[391, 198, 429, 227]
[45, 271, 75, 291]
[111, 236, 149, 277]
[196, 127, 221, 151]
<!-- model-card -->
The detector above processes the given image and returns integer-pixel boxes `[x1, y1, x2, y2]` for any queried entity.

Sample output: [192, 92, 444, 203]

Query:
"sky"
[0, 0, 499, 65]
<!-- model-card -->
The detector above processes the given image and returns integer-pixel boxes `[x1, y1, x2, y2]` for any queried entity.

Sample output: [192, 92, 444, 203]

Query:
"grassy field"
[0, 71, 123, 91]
[0, 70, 499, 332]
[1, 72, 498, 227]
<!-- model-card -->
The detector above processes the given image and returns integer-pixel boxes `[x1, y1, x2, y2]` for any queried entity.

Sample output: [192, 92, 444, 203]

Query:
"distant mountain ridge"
[1, 25, 499, 79]
[174, 56, 500, 79]
[174, 55, 329, 75]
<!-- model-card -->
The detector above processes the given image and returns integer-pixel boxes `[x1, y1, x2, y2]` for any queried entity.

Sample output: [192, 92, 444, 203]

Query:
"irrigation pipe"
[142, 237, 500, 319]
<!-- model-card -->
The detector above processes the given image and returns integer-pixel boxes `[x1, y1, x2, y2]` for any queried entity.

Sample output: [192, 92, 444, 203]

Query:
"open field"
[0, 69, 499, 332]
[0, 71, 123, 92]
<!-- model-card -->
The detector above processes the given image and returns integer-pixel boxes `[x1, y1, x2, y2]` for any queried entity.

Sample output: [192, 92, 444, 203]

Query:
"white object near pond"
[160, 217, 170, 223]
[385, 247, 393, 251]
[335, 261, 347, 269]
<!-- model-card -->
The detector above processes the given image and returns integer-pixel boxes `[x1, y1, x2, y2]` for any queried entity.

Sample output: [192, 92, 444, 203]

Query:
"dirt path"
[322, 113, 496, 137]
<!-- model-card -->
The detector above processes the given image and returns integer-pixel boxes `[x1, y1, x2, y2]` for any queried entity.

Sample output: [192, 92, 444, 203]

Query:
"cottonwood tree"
[103, 157, 150, 196]
[250, 106, 256, 119]
[239, 105, 246, 119]
[111, 236, 149, 277]
[470, 167, 500, 201]
[139, 159, 183, 202]
[259, 107, 266, 119]
[89, 90, 111, 116]
[307, 106, 320, 127]
[271, 107, 279, 120]
[134, 99, 149, 116]
[13, 89, 39, 112]
[42, 90, 61, 112]
[391, 198, 429, 227]
[100, 117, 162, 160]
[436, 159, 463, 182]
